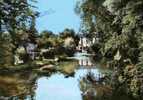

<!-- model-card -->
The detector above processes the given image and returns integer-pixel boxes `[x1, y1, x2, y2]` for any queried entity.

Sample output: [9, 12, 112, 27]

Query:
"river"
[35, 52, 102, 100]
[0, 52, 133, 100]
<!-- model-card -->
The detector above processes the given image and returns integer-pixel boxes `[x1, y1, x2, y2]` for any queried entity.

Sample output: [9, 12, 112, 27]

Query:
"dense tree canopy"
[76, 0, 143, 99]
[0, 0, 37, 66]
[0, 0, 37, 34]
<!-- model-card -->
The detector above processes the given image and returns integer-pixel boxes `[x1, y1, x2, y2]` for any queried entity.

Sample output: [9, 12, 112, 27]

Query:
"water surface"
[0, 52, 104, 100]
[35, 52, 100, 100]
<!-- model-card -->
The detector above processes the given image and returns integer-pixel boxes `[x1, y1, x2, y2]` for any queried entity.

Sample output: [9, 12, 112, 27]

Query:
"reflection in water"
[0, 72, 38, 100]
[74, 52, 95, 68]
[0, 52, 104, 100]
[79, 59, 93, 66]
[36, 69, 100, 100]
[79, 73, 135, 100]
[35, 52, 100, 100]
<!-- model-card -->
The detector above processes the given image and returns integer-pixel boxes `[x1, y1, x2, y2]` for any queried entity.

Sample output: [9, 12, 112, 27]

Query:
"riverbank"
[0, 56, 77, 73]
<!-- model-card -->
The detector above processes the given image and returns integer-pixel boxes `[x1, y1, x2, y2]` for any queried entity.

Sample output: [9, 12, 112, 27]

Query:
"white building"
[26, 42, 37, 60]
[77, 37, 95, 52]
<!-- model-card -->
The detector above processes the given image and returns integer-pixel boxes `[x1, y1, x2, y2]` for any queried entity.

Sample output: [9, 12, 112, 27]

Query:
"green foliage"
[39, 31, 63, 49]
[0, 34, 14, 67]
[0, 0, 37, 66]
[59, 28, 76, 39]
[77, 0, 143, 98]
[0, 0, 37, 33]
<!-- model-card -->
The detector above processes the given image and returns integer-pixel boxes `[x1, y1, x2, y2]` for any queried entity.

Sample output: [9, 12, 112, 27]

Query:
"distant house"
[25, 42, 37, 60]
[77, 36, 95, 52]
[14, 42, 37, 65]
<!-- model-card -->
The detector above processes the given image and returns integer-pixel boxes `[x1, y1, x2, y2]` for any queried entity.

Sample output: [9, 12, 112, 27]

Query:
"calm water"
[0, 52, 133, 100]
[35, 69, 99, 100]
[35, 52, 101, 100]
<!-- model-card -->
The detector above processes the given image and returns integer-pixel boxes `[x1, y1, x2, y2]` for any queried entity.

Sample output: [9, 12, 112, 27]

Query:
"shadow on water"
[0, 71, 38, 100]
[0, 52, 135, 100]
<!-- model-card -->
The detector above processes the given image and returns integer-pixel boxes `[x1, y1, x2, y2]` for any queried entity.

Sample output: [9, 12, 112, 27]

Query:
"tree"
[0, 0, 37, 66]
[76, 0, 143, 98]
[40, 30, 55, 38]
[0, 33, 14, 67]
[0, 0, 37, 35]
[38, 30, 57, 48]
[59, 28, 75, 39]
[59, 28, 79, 46]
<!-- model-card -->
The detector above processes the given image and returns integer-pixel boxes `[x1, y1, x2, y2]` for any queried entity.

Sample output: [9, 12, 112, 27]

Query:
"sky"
[35, 0, 81, 34]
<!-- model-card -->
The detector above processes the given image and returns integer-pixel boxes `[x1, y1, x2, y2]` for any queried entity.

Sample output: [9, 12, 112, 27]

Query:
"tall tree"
[76, 0, 143, 98]
[0, 0, 37, 66]
[59, 28, 79, 46]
